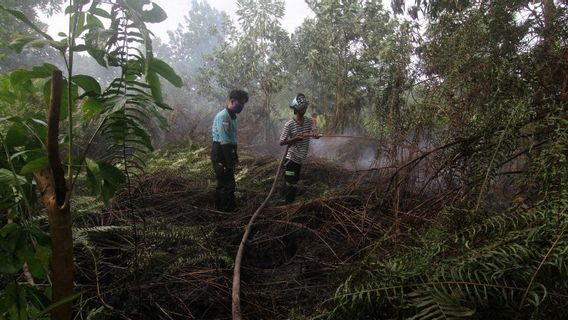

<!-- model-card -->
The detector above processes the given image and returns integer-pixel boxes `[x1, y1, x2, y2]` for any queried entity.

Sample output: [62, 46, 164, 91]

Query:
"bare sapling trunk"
[32, 70, 74, 320]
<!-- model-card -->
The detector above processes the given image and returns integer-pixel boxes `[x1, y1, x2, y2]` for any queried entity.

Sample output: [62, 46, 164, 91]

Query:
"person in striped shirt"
[279, 93, 320, 203]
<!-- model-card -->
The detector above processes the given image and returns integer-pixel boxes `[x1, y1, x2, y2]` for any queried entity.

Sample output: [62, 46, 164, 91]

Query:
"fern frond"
[323, 212, 568, 319]
[143, 225, 213, 247]
[406, 289, 475, 320]
[455, 207, 549, 245]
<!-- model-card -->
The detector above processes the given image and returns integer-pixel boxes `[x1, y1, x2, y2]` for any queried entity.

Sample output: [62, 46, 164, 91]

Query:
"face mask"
[233, 101, 244, 114]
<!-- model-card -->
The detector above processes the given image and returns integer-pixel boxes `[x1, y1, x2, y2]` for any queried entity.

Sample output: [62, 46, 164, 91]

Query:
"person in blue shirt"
[211, 89, 249, 211]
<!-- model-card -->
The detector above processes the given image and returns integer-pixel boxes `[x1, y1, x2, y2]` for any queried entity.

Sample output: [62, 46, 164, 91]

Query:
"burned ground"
[71, 140, 526, 319]
[71, 146, 413, 319]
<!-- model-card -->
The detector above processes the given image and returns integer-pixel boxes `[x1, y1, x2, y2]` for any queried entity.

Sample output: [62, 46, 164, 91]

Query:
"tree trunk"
[542, 0, 557, 95]
[563, 49, 568, 103]
[264, 89, 271, 144]
[334, 60, 345, 133]
[32, 70, 74, 320]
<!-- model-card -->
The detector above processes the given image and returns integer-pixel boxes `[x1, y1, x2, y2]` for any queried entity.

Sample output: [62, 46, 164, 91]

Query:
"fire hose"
[231, 145, 289, 320]
[231, 134, 419, 318]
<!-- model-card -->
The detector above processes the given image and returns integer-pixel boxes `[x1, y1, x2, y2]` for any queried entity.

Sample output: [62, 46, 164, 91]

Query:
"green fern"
[406, 289, 475, 320]
[321, 203, 568, 319]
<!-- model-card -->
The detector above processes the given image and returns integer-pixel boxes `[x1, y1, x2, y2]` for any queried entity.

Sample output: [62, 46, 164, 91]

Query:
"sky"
[39, 0, 314, 40]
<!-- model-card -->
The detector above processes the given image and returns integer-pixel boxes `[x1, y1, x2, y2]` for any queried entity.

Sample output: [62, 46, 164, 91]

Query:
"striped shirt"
[280, 117, 316, 164]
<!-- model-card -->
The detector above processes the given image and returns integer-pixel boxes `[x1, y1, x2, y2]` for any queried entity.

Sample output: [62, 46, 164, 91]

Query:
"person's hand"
[305, 131, 321, 138]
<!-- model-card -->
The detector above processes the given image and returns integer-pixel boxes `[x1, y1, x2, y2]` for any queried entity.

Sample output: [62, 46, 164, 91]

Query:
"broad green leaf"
[98, 161, 126, 187]
[0, 168, 15, 184]
[82, 97, 103, 120]
[64, 3, 78, 14]
[10, 65, 58, 89]
[27, 245, 51, 279]
[0, 223, 19, 238]
[73, 12, 87, 36]
[141, 3, 167, 23]
[86, 159, 125, 204]
[71, 75, 101, 95]
[101, 182, 114, 204]
[0, 169, 26, 186]
[89, 7, 111, 19]
[9, 35, 65, 53]
[27, 226, 51, 246]
[0, 80, 16, 103]
[30, 64, 59, 78]
[84, 29, 115, 67]
[4, 223, 22, 252]
[25, 39, 62, 51]
[147, 70, 163, 103]
[0, 252, 19, 274]
[0, 195, 18, 211]
[27, 119, 48, 143]
[86, 13, 104, 29]
[85, 158, 101, 194]
[149, 58, 183, 87]
[20, 157, 49, 175]
[86, 47, 107, 67]
[14, 242, 33, 264]
[10, 69, 33, 87]
[5, 122, 27, 149]
[124, 0, 150, 12]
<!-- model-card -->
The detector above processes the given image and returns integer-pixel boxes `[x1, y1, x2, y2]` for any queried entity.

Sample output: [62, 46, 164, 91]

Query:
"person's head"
[290, 93, 309, 116]
[228, 89, 249, 114]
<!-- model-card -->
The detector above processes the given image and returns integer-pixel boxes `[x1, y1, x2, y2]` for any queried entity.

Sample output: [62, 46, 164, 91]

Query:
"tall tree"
[299, 0, 412, 135]
[203, 0, 289, 144]
[237, 0, 289, 143]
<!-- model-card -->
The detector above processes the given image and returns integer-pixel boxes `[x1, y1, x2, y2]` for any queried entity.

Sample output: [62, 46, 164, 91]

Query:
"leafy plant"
[0, 0, 182, 318]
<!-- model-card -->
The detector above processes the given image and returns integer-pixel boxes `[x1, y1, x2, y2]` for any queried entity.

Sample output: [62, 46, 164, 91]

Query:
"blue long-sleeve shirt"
[211, 108, 238, 168]
[212, 108, 237, 144]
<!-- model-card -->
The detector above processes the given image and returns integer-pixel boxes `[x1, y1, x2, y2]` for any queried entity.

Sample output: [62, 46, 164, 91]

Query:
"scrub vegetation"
[0, 0, 567, 319]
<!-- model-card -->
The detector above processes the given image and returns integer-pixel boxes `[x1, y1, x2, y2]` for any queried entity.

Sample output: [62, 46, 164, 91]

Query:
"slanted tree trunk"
[32, 70, 74, 320]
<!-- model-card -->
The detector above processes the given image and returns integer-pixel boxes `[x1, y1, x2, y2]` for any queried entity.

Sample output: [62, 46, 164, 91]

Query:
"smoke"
[309, 136, 379, 171]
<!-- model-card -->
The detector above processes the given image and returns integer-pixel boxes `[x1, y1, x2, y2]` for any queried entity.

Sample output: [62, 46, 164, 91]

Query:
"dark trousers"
[283, 160, 302, 203]
[212, 162, 236, 211]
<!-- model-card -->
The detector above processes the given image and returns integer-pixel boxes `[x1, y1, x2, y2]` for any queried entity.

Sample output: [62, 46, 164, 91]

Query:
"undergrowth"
[312, 118, 568, 320]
